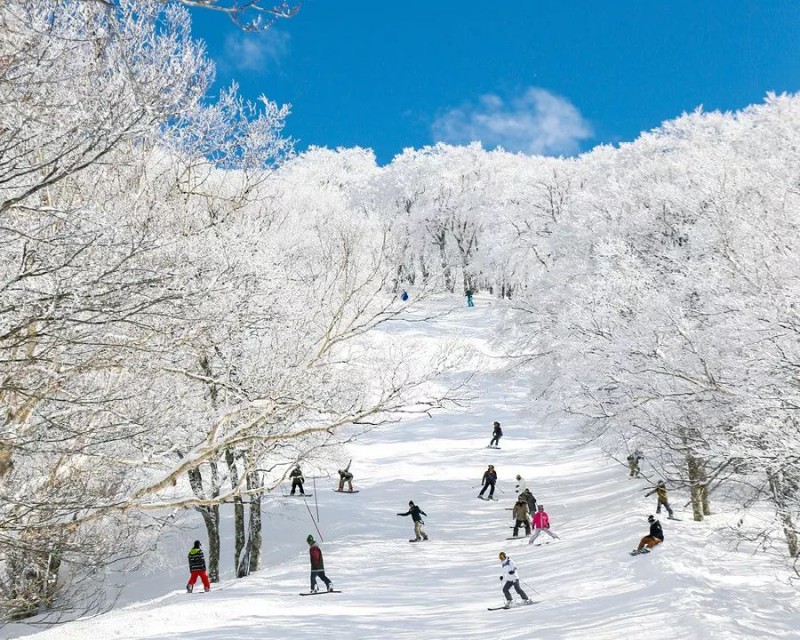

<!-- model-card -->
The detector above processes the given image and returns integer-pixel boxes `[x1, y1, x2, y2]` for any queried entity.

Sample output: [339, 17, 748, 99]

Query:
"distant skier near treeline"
[478, 464, 497, 499]
[307, 535, 334, 593]
[512, 495, 531, 537]
[632, 515, 664, 555]
[488, 421, 502, 448]
[397, 500, 428, 541]
[289, 465, 305, 495]
[186, 540, 210, 593]
[465, 287, 475, 307]
[627, 450, 643, 478]
[497, 552, 532, 608]
[528, 505, 559, 544]
[645, 480, 676, 519]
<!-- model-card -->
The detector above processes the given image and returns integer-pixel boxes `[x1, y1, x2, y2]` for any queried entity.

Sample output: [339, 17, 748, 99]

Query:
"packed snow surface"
[12, 297, 800, 640]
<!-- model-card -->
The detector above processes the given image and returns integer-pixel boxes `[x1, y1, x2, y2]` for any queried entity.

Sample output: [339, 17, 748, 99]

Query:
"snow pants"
[655, 498, 674, 518]
[291, 479, 305, 495]
[413, 520, 428, 540]
[503, 579, 528, 602]
[528, 528, 558, 544]
[311, 569, 332, 591]
[637, 536, 662, 551]
[338, 477, 353, 492]
[188, 570, 210, 590]
[513, 520, 531, 536]
[479, 481, 496, 498]
[489, 435, 501, 447]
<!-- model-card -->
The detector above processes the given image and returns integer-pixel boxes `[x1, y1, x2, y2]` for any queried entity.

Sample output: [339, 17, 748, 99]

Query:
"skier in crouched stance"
[186, 540, 210, 593]
[632, 515, 664, 555]
[498, 552, 531, 608]
[307, 535, 334, 593]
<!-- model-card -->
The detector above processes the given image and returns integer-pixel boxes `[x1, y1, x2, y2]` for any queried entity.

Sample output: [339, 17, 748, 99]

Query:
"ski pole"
[521, 579, 539, 595]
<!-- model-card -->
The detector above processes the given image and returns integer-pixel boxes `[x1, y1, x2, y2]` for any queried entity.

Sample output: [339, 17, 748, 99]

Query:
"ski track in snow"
[10, 296, 800, 640]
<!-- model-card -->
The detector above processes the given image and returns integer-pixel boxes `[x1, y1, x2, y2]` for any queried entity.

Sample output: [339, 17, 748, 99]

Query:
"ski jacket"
[309, 543, 325, 570]
[397, 505, 427, 523]
[492, 425, 503, 438]
[532, 511, 550, 529]
[290, 468, 304, 483]
[512, 501, 530, 522]
[187, 547, 206, 572]
[482, 469, 497, 485]
[649, 520, 664, 540]
[646, 485, 668, 501]
[515, 477, 528, 493]
[500, 557, 520, 582]
[519, 489, 536, 512]
[339, 469, 353, 480]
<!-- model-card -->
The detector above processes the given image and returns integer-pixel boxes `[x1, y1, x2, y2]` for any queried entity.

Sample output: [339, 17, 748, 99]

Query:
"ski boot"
[327, 583, 335, 592]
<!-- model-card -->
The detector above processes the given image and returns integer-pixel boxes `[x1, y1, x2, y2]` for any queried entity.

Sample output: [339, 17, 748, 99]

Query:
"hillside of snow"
[10, 297, 800, 640]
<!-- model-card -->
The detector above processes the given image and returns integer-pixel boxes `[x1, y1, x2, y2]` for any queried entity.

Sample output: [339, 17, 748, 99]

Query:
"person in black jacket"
[478, 465, 497, 499]
[397, 500, 428, 541]
[633, 515, 664, 554]
[186, 540, 210, 592]
[489, 421, 503, 448]
[290, 466, 305, 495]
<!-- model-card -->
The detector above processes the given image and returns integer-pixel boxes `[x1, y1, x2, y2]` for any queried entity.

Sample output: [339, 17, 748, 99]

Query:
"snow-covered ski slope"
[16, 296, 800, 640]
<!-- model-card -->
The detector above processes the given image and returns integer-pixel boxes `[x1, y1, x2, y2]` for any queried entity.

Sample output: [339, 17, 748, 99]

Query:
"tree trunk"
[196, 505, 221, 582]
[686, 452, 709, 522]
[767, 469, 799, 558]
[246, 470, 263, 574]
[225, 448, 245, 572]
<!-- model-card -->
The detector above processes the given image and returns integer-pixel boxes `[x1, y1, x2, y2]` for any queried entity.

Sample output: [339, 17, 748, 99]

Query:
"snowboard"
[505, 536, 528, 541]
[300, 590, 342, 596]
[666, 516, 682, 521]
[486, 446, 501, 449]
[488, 601, 539, 611]
[408, 538, 430, 543]
[282, 493, 313, 498]
[332, 489, 360, 494]
[630, 548, 651, 556]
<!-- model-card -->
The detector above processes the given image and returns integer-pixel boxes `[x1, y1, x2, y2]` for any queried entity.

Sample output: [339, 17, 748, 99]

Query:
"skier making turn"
[497, 552, 532, 608]
[479, 465, 498, 499]
[528, 505, 560, 544]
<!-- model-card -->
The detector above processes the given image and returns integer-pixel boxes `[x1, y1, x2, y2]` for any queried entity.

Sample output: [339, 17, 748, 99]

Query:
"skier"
[337, 461, 354, 492]
[627, 450, 643, 478]
[645, 480, 676, 519]
[465, 287, 475, 307]
[289, 465, 305, 496]
[306, 535, 334, 593]
[514, 474, 528, 493]
[396, 500, 428, 541]
[519, 488, 537, 513]
[511, 495, 531, 537]
[488, 421, 503, 448]
[186, 540, 210, 593]
[498, 551, 531, 608]
[633, 515, 664, 554]
[528, 504, 560, 544]
[478, 464, 497, 499]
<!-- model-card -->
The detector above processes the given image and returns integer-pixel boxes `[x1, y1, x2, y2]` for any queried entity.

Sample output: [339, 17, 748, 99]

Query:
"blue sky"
[189, 0, 800, 164]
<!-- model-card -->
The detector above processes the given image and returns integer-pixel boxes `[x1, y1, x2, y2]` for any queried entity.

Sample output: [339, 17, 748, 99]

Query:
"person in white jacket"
[514, 474, 528, 494]
[498, 552, 531, 608]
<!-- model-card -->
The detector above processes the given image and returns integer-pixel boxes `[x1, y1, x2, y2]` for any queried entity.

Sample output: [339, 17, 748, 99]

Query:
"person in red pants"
[186, 540, 211, 593]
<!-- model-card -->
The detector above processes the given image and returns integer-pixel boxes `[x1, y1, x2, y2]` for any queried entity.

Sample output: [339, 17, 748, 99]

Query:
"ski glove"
[499, 576, 503, 581]
[509, 570, 516, 575]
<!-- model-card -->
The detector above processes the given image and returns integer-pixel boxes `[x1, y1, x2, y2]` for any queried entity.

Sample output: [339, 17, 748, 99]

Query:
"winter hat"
[193, 540, 201, 548]
[306, 534, 315, 544]
[648, 515, 655, 523]
[516, 474, 521, 480]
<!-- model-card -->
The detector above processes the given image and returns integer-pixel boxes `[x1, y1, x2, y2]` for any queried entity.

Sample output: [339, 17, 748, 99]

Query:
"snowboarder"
[519, 488, 537, 513]
[306, 535, 334, 593]
[514, 474, 528, 493]
[627, 450, 643, 478]
[488, 421, 503, 448]
[511, 495, 531, 537]
[186, 540, 210, 593]
[396, 500, 428, 541]
[478, 464, 497, 499]
[645, 480, 675, 519]
[498, 551, 531, 608]
[633, 515, 664, 554]
[465, 287, 475, 307]
[337, 461, 354, 492]
[528, 505, 559, 544]
[289, 465, 305, 495]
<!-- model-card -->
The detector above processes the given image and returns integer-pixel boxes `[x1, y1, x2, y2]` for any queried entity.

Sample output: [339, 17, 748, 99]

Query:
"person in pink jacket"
[527, 504, 560, 544]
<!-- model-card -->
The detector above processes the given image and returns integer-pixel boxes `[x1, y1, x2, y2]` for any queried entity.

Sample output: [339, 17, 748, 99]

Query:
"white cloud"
[432, 87, 593, 156]
[223, 30, 290, 72]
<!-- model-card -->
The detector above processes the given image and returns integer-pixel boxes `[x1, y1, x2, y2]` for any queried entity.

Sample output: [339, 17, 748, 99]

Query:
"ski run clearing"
[12, 297, 800, 640]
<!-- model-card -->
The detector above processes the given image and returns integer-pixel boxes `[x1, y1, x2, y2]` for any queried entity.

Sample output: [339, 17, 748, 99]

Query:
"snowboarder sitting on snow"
[512, 495, 531, 537]
[645, 480, 675, 519]
[186, 540, 210, 593]
[489, 421, 502, 448]
[479, 464, 498, 499]
[528, 504, 560, 544]
[290, 465, 305, 495]
[519, 488, 537, 513]
[337, 461, 354, 492]
[498, 551, 531, 608]
[634, 515, 664, 554]
[397, 500, 428, 541]
[626, 450, 643, 478]
[307, 535, 334, 593]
